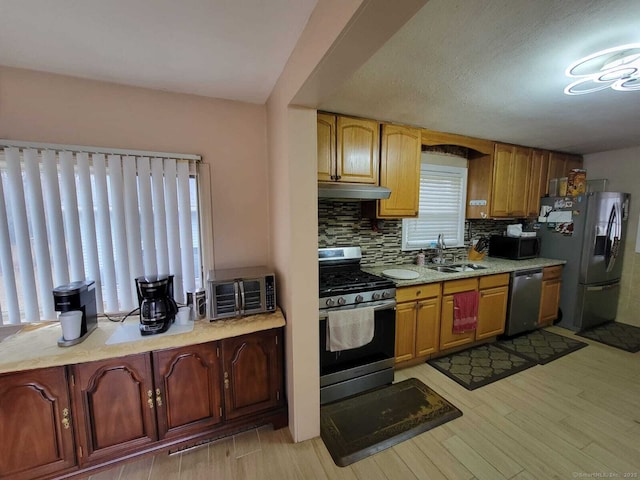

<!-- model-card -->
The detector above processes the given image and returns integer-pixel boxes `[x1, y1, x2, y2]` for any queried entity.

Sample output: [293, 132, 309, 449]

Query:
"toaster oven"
[207, 266, 276, 320]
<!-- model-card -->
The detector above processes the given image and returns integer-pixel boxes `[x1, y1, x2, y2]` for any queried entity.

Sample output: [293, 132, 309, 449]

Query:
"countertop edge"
[364, 257, 566, 287]
[0, 309, 286, 375]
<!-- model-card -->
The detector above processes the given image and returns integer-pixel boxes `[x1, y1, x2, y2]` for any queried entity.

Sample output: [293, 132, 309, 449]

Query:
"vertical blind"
[0, 143, 203, 325]
[402, 163, 468, 250]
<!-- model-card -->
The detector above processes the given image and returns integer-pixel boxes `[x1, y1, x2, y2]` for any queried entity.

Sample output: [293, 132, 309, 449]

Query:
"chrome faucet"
[436, 233, 446, 264]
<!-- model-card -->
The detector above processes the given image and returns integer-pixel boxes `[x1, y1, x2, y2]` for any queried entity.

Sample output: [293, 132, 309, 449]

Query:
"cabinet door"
[476, 286, 509, 340]
[528, 149, 549, 215]
[490, 144, 513, 217]
[378, 124, 421, 217]
[221, 329, 283, 420]
[317, 113, 336, 182]
[509, 146, 532, 217]
[153, 343, 222, 441]
[439, 294, 476, 350]
[548, 152, 583, 180]
[539, 278, 562, 326]
[71, 353, 157, 465]
[336, 116, 379, 184]
[415, 297, 441, 357]
[395, 302, 417, 363]
[0, 367, 76, 480]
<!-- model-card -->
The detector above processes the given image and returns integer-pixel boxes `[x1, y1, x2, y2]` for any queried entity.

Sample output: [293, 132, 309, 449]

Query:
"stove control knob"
[372, 292, 381, 300]
[337, 297, 346, 306]
[355, 295, 364, 303]
[326, 298, 335, 307]
[382, 290, 391, 299]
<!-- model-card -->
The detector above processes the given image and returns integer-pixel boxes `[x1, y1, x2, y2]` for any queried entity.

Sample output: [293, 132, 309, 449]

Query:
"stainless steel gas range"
[318, 246, 396, 405]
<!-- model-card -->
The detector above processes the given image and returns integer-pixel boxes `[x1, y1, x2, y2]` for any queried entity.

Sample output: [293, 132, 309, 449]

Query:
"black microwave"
[488, 235, 541, 260]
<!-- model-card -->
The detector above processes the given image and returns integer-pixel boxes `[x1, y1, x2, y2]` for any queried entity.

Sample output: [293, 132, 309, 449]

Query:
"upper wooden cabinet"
[490, 143, 532, 217]
[317, 113, 379, 184]
[0, 367, 76, 480]
[378, 124, 422, 218]
[527, 149, 550, 217]
[547, 152, 583, 190]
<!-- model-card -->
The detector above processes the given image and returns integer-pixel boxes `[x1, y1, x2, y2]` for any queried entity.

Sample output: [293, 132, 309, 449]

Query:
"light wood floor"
[85, 327, 640, 480]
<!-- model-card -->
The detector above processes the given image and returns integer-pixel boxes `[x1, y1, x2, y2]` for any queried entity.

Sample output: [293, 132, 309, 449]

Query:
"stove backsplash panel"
[318, 200, 510, 266]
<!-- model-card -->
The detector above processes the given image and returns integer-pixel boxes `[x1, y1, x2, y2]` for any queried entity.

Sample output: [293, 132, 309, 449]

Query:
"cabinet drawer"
[396, 283, 441, 303]
[479, 273, 510, 289]
[543, 265, 563, 280]
[443, 278, 478, 295]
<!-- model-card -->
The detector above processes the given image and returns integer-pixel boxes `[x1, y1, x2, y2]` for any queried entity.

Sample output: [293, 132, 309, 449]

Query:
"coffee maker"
[53, 280, 98, 347]
[135, 275, 178, 335]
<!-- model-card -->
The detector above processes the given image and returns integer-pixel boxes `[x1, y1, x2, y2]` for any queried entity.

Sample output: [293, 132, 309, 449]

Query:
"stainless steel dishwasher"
[505, 268, 543, 336]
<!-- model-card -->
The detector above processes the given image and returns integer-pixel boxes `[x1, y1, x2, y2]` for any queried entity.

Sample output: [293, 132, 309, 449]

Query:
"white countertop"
[0, 309, 286, 375]
[364, 257, 565, 287]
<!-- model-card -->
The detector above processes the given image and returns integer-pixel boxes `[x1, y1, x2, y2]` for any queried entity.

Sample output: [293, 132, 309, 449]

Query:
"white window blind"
[0, 143, 203, 325]
[402, 163, 467, 250]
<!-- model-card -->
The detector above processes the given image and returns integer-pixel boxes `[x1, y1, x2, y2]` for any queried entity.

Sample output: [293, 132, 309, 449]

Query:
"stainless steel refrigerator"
[538, 192, 630, 331]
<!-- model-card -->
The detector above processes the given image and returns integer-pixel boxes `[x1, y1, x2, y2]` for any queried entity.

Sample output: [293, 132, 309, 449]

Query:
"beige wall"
[584, 146, 640, 327]
[0, 66, 270, 271]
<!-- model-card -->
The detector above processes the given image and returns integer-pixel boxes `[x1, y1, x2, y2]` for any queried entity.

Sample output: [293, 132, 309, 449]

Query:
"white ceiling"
[0, 0, 317, 103]
[1, 0, 639, 154]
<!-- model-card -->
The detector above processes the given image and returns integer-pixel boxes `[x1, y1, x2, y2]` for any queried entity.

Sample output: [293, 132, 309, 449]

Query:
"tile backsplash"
[318, 200, 512, 266]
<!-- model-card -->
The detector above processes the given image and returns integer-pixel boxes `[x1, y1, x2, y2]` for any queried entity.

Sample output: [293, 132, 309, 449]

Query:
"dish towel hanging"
[326, 307, 375, 352]
[453, 290, 479, 333]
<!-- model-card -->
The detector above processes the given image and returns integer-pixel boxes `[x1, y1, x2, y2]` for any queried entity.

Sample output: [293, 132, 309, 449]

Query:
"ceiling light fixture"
[564, 43, 640, 95]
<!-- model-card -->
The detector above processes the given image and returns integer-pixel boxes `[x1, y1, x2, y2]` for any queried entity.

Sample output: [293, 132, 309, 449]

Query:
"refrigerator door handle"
[586, 283, 619, 292]
[604, 203, 619, 272]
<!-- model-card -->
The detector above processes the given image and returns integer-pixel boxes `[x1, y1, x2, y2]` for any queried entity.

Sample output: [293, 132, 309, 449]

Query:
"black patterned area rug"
[320, 378, 462, 467]
[577, 322, 640, 353]
[496, 329, 588, 365]
[427, 344, 536, 391]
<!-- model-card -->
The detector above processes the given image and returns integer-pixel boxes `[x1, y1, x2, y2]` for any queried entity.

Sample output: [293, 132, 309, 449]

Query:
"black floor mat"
[320, 378, 462, 467]
[427, 343, 536, 391]
[496, 329, 588, 364]
[577, 321, 640, 353]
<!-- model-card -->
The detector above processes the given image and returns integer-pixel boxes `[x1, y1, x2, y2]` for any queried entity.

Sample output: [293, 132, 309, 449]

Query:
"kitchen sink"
[427, 266, 459, 273]
[427, 263, 487, 274]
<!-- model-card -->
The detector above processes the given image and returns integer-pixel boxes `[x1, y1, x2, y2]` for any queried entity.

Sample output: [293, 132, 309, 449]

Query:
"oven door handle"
[319, 299, 396, 320]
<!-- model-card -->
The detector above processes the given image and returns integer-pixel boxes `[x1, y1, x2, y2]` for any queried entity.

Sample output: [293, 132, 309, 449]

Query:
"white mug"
[176, 306, 191, 325]
[60, 311, 83, 341]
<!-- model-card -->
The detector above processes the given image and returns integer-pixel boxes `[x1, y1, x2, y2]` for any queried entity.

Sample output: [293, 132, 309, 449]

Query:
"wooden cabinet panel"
[548, 152, 583, 183]
[153, 343, 223, 441]
[378, 124, 421, 218]
[317, 113, 336, 182]
[396, 283, 440, 303]
[476, 285, 509, 340]
[528, 149, 549, 215]
[443, 278, 478, 295]
[415, 297, 441, 357]
[440, 294, 476, 350]
[478, 273, 509, 290]
[466, 153, 494, 219]
[539, 266, 563, 326]
[221, 329, 283, 420]
[72, 354, 157, 465]
[0, 367, 76, 480]
[491, 143, 531, 217]
[336, 116, 379, 184]
[395, 302, 418, 363]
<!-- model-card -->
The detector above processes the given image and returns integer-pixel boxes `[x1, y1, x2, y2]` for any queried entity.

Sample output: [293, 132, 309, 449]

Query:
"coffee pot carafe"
[135, 274, 178, 336]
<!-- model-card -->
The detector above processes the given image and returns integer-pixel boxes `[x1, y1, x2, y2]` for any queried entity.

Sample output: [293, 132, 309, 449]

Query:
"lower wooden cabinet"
[153, 343, 223, 441]
[476, 274, 510, 340]
[0, 367, 76, 480]
[221, 329, 284, 420]
[439, 278, 478, 351]
[71, 353, 158, 466]
[395, 284, 441, 363]
[0, 328, 286, 480]
[539, 265, 563, 326]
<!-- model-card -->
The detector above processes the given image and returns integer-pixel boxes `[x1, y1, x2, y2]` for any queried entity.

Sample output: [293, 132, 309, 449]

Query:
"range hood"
[318, 182, 391, 201]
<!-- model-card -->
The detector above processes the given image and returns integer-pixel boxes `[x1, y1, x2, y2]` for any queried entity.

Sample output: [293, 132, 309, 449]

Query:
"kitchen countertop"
[364, 257, 565, 287]
[0, 309, 286, 375]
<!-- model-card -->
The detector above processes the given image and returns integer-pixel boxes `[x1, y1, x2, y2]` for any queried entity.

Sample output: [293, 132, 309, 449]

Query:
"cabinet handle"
[155, 388, 163, 407]
[61, 408, 70, 430]
[224, 371, 229, 389]
[336, 175, 341, 180]
[147, 389, 154, 409]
